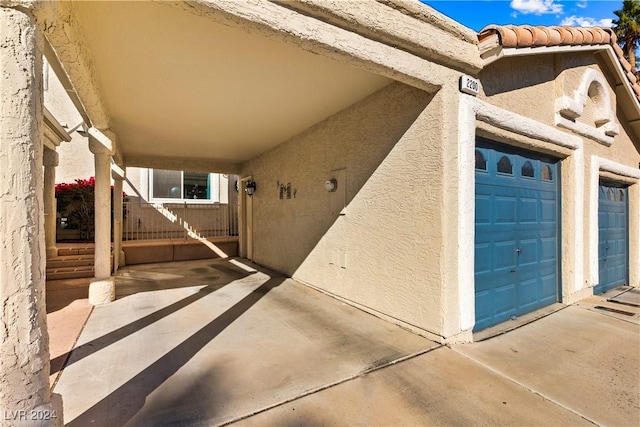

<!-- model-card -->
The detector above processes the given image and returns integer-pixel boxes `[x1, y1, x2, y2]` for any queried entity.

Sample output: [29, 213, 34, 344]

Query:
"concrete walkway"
[46, 277, 92, 387]
[52, 259, 640, 426]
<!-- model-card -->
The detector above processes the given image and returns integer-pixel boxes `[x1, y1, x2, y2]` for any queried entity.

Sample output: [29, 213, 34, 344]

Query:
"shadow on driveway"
[66, 276, 284, 426]
[54, 258, 434, 426]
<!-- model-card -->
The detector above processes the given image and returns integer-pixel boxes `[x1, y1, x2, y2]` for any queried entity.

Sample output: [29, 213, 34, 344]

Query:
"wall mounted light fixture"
[245, 180, 256, 196]
[325, 178, 337, 192]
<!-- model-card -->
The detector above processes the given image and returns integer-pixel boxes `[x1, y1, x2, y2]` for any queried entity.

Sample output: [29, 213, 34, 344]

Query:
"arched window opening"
[497, 156, 513, 174]
[587, 81, 604, 106]
[521, 161, 534, 178]
[541, 165, 553, 181]
[475, 150, 487, 170]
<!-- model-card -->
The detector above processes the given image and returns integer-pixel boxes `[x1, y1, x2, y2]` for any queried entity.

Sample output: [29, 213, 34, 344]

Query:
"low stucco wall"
[123, 238, 238, 265]
[241, 82, 449, 338]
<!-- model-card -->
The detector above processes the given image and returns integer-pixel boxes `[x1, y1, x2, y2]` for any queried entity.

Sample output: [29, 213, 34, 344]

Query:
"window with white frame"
[149, 169, 224, 203]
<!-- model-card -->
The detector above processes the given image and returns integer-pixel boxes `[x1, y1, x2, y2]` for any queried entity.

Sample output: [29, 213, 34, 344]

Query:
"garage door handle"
[510, 268, 516, 273]
[516, 248, 522, 255]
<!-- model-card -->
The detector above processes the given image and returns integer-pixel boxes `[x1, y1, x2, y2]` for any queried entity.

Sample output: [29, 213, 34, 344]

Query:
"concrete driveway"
[53, 258, 639, 426]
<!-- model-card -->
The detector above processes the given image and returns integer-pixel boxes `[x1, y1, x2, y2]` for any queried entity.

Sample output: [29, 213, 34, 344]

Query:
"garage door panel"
[540, 199, 556, 223]
[474, 273, 492, 293]
[596, 183, 628, 294]
[519, 198, 538, 223]
[475, 243, 491, 273]
[540, 237, 556, 261]
[540, 274, 557, 300]
[475, 195, 491, 224]
[475, 274, 517, 293]
[494, 241, 517, 270]
[495, 287, 517, 316]
[518, 278, 539, 309]
[496, 197, 517, 223]
[474, 142, 559, 332]
[518, 239, 538, 265]
[614, 264, 626, 282]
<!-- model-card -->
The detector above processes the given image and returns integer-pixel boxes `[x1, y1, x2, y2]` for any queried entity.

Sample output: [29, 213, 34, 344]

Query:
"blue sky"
[422, 0, 621, 32]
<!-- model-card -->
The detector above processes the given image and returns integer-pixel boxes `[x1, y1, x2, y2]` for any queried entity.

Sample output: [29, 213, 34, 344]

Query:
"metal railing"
[123, 199, 238, 241]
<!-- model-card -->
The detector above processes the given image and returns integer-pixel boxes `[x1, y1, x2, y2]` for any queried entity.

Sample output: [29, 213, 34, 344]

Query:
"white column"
[43, 148, 59, 259]
[112, 164, 126, 272]
[0, 4, 63, 425]
[88, 128, 115, 305]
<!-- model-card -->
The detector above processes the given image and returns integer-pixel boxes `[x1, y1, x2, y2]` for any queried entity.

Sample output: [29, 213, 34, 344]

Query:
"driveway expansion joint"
[216, 344, 444, 427]
[451, 347, 600, 426]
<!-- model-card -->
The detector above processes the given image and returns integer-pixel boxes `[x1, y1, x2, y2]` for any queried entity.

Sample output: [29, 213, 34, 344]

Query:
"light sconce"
[245, 180, 257, 196]
[324, 178, 337, 192]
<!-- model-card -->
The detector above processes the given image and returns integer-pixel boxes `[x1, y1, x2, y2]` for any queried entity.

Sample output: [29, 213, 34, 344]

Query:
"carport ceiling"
[71, 1, 392, 166]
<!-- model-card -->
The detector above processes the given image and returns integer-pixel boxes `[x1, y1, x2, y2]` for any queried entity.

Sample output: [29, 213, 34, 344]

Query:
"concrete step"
[46, 265, 95, 281]
[47, 254, 95, 269]
[57, 247, 95, 256]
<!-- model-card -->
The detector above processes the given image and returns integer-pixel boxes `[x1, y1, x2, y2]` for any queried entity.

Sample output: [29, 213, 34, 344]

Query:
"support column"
[88, 128, 115, 305]
[0, 4, 63, 426]
[111, 164, 126, 272]
[43, 148, 59, 259]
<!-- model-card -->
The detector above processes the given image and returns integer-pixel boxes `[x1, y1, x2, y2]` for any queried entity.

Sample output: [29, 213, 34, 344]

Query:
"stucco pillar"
[88, 128, 115, 305]
[43, 148, 59, 259]
[0, 4, 63, 426]
[111, 164, 126, 272]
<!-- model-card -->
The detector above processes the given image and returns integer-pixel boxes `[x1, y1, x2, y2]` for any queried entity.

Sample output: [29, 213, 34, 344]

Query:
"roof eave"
[43, 107, 72, 145]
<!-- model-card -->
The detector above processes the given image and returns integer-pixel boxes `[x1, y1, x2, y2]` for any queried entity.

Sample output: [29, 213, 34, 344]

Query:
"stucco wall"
[481, 53, 639, 169]
[44, 60, 95, 184]
[479, 54, 557, 125]
[55, 134, 94, 184]
[241, 82, 448, 337]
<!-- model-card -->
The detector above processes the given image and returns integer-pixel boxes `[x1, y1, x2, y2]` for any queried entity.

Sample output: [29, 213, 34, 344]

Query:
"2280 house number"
[459, 75, 480, 96]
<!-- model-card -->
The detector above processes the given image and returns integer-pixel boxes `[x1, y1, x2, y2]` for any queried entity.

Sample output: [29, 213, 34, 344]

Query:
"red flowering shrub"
[55, 177, 126, 241]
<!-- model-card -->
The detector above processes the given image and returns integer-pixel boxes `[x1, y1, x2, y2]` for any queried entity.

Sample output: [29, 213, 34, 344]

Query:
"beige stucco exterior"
[241, 82, 453, 340]
[39, 1, 640, 342]
[238, 43, 640, 343]
[0, 3, 63, 425]
[478, 52, 640, 303]
[2, 0, 640, 423]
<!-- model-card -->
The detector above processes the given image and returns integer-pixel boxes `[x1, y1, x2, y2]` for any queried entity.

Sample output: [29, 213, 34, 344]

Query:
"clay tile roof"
[557, 27, 573, 45]
[544, 27, 562, 45]
[569, 27, 585, 44]
[478, 25, 640, 104]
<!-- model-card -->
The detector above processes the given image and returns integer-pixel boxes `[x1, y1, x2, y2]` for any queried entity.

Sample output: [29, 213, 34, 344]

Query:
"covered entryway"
[474, 140, 560, 331]
[596, 182, 629, 294]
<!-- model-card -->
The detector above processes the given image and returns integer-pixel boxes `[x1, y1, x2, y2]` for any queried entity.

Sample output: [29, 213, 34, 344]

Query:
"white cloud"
[510, 0, 563, 15]
[560, 15, 614, 27]
[576, 1, 588, 8]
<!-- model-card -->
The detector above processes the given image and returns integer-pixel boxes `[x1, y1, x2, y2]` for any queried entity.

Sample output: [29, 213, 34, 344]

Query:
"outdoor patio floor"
[51, 258, 640, 426]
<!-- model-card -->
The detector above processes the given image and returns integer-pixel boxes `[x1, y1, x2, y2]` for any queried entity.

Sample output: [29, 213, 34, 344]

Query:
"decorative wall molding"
[555, 69, 619, 146]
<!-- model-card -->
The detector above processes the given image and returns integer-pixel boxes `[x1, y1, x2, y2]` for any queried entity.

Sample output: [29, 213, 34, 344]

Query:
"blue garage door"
[474, 142, 560, 332]
[596, 183, 629, 294]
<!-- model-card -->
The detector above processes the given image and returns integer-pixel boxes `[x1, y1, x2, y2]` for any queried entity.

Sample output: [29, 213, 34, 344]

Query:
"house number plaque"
[459, 75, 480, 96]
